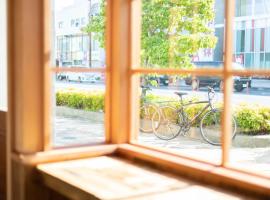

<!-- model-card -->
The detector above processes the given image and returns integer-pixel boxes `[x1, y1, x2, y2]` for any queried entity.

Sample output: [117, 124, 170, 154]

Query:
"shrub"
[235, 105, 270, 135]
[56, 90, 105, 112]
[56, 90, 270, 135]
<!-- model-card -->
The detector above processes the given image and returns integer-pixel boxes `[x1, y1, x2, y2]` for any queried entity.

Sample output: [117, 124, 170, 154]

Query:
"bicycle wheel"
[140, 104, 159, 133]
[200, 109, 237, 145]
[152, 105, 182, 140]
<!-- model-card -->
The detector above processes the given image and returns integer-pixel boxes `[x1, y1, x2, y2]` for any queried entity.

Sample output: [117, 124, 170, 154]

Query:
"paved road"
[55, 79, 270, 106]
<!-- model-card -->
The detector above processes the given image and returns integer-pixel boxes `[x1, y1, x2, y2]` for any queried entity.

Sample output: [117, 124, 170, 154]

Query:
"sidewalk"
[54, 106, 270, 176]
[55, 106, 270, 148]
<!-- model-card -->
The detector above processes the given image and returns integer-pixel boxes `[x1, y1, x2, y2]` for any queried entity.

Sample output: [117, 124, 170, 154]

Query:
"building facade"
[55, 0, 105, 68]
[212, 0, 270, 69]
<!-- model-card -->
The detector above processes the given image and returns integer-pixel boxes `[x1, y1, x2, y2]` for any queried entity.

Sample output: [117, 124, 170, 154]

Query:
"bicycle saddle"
[174, 92, 188, 97]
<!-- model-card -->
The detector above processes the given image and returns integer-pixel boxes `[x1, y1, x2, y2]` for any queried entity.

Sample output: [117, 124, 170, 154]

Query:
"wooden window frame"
[7, 0, 270, 199]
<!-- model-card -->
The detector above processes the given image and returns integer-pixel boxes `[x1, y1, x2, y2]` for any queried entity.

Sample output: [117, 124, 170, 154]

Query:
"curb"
[188, 127, 270, 148]
[56, 106, 104, 123]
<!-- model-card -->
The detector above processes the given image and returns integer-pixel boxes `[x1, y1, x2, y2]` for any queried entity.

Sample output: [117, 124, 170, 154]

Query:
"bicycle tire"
[200, 109, 237, 146]
[152, 105, 182, 140]
[140, 104, 159, 133]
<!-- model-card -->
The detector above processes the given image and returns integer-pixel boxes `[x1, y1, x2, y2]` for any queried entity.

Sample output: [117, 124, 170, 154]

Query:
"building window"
[236, 30, 245, 52]
[75, 18, 80, 27]
[58, 21, 63, 29]
[235, 0, 252, 17]
[265, 27, 270, 52]
[81, 17, 86, 25]
[245, 52, 254, 68]
[71, 19, 75, 27]
[254, 0, 270, 15]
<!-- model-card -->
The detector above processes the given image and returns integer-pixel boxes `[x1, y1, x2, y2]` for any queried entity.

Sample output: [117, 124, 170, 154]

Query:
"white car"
[66, 73, 97, 83]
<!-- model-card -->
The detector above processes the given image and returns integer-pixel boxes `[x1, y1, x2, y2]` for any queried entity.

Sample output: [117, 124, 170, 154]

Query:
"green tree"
[84, 0, 217, 69]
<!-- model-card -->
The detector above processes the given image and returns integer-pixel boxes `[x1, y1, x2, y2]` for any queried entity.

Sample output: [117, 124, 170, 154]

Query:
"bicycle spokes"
[152, 106, 181, 140]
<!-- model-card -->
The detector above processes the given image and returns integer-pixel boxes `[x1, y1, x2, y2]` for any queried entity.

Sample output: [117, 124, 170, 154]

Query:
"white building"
[211, 0, 270, 69]
[54, 0, 105, 68]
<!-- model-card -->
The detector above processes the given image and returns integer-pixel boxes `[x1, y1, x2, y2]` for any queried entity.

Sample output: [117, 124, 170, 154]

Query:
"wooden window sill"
[37, 153, 265, 200]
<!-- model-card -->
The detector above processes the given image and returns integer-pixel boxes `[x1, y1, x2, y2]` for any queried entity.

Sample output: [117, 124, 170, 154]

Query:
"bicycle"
[140, 86, 160, 133]
[151, 87, 237, 145]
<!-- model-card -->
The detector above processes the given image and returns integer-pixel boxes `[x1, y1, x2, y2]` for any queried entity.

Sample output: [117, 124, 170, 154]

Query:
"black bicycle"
[151, 87, 237, 145]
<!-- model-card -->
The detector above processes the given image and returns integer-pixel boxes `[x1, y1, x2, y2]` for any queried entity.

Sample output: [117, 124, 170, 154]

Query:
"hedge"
[56, 90, 270, 135]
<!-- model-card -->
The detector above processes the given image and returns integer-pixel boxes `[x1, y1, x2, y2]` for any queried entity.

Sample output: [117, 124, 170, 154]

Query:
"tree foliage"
[84, 0, 217, 69]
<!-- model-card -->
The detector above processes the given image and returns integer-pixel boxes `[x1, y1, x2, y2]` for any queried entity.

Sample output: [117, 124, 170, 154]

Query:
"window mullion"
[106, 0, 132, 144]
[222, 0, 235, 166]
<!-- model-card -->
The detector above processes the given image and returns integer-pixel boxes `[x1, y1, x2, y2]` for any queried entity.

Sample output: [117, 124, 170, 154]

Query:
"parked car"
[57, 73, 67, 80]
[57, 72, 98, 83]
[141, 75, 169, 86]
[184, 62, 252, 92]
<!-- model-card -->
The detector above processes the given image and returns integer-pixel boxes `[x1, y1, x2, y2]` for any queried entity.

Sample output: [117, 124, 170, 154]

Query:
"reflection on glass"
[138, 75, 225, 164]
[53, 72, 105, 147]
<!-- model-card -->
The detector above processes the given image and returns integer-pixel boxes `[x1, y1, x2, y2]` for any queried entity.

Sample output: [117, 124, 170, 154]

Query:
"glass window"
[52, 0, 106, 147]
[71, 19, 75, 27]
[254, 29, 261, 52]
[265, 27, 270, 52]
[260, 28, 265, 52]
[260, 53, 265, 69]
[245, 29, 252, 52]
[81, 17, 86, 25]
[265, 53, 270, 68]
[245, 53, 254, 68]
[254, 53, 260, 69]
[58, 21, 63, 28]
[236, 30, 245, 52]
[235, 0, 252, 17]
[75, 18, 80, 27]
[138, 74, 224, 164]
[254, 0, 269, 15]
[214, 27, 224, 61]
[139, 0, 221, 69]
[214, 0, 224, 24]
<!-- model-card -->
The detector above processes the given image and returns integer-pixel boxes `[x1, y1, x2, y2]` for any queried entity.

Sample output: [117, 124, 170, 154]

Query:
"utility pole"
[88, 0, 92, 68]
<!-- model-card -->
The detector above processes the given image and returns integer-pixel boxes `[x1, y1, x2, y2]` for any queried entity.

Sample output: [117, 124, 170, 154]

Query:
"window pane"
[254, 0, 270, 16]
[0, 0, 7, 111]
[245, 53, 254, 69]
[245, 29, 252, 52]
[52, 0, 106, 147]
[214, 0, 224, 24]
[235, 0, 252, 17]
[265, 28, 270, 52]
[234, 9, 270, 69]
[52, 72, 105, 147]
[230, 78, 270, 177]
[138, 74, 225, 164]
[266, 53, 270, 68]
[53, 0, 105, 68]
[139, 0, 223, 69]
[236, 30, 245, 52]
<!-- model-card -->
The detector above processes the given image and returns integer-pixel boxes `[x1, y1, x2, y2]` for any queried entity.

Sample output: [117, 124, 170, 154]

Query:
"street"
[55, 78, 270, 106]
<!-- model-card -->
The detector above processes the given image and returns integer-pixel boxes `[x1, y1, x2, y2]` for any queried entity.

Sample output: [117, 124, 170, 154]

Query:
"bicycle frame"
[176, 90, 216, 127]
